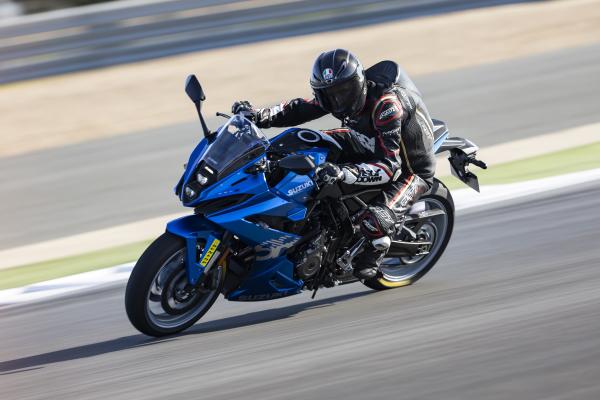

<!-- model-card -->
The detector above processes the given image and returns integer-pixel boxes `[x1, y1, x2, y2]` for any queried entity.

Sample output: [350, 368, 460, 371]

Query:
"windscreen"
[201, 115, 269, 177]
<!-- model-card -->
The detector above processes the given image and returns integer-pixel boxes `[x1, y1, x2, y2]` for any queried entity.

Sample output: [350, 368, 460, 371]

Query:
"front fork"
[166, 215, 226, 286]
[191, 233, 224, 285]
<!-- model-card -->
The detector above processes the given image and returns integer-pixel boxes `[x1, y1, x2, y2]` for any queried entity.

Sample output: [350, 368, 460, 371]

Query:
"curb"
[0, 262, 134, 306]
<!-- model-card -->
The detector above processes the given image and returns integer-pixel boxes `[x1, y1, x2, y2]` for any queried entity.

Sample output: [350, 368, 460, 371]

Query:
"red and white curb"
[1, 168, 600, 306]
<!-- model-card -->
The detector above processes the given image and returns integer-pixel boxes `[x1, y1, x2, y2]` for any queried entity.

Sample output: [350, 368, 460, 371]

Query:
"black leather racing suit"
[257, 62, 436, 270]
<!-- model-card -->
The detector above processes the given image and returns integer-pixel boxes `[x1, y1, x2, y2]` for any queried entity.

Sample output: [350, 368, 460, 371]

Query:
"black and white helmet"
[310, 49, 367, 119]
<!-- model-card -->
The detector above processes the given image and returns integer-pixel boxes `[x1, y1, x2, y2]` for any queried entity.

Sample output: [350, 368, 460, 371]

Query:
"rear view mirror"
[278, 154, 316, 175]
[185, 74, 206, 104]
[185, 74, 210, 138]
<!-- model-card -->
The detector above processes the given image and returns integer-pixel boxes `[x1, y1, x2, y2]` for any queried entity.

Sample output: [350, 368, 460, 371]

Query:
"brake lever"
[216, 112, 231, 119]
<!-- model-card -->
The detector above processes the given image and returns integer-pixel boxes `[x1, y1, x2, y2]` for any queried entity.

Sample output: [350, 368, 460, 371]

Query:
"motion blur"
[1, 1, 600, 399]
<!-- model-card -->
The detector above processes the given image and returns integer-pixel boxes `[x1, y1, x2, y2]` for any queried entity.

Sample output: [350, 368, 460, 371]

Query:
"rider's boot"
[353, 236, 391, 279]
[353, 205, 396, 279]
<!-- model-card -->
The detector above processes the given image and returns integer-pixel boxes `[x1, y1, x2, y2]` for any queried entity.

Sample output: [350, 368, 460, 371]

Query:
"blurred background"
[1, 0, 599, 399]
[1, 0, 110, 15]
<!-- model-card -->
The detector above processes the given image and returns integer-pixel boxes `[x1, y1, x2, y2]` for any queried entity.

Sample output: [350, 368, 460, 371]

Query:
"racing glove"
[231, 100, 254, 114]
[231, 100, 271, 128]
[315, 162, 344, 185]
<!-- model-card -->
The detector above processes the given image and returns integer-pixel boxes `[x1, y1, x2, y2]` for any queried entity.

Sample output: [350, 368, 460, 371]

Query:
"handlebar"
[220, 110, 257, 122]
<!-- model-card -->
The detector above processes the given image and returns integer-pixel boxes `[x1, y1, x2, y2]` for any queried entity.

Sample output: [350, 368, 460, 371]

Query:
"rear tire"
[125, 232, 222, 337]
[363, 179, 454, 290]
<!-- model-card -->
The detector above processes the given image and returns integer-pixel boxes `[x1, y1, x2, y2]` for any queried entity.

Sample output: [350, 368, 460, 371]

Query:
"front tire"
[363, 179, 455, 290]
[125, 232, 222, 337]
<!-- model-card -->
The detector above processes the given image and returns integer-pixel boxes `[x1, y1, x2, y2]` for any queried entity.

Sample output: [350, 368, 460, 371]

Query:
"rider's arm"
[257, 98, 328, 128]
[341, 95, 407, 186]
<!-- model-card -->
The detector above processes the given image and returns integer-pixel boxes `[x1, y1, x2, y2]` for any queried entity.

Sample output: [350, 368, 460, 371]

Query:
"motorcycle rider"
[232, 49, 435, 280]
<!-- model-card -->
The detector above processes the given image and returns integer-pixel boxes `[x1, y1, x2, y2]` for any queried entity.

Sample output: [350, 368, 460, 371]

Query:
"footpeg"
[336, 237, 366, 272]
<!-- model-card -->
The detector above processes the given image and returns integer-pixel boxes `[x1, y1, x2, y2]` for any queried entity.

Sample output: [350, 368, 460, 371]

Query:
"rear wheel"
[125, 232, 223, 337]
[363, 179, 454, 290]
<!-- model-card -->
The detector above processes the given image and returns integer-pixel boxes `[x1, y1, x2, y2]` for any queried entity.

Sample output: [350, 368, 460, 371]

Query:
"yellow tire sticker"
[200, 239, 221, 267]
[377, 278, 410, 288]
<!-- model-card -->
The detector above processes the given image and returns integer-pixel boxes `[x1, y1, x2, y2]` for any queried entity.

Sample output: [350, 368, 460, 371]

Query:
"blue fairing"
[167, 121, 328, 301]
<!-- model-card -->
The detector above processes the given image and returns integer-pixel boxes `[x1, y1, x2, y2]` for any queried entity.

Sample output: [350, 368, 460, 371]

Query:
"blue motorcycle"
[125, 75, 486, 336]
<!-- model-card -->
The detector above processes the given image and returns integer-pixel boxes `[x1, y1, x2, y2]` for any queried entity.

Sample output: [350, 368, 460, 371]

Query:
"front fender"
[166, 215, 223, 285]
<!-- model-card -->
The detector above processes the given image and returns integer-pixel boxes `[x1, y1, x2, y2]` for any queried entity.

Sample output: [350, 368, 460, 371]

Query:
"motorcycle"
[125, 74, 487, 337]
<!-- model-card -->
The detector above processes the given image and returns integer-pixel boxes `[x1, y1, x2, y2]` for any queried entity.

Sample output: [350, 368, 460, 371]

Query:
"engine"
[293, 232, 326, 280]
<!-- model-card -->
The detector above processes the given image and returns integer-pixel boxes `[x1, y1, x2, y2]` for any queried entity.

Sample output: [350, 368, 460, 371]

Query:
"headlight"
[196, 173, 208, 185]
[184, 186, 196, 198]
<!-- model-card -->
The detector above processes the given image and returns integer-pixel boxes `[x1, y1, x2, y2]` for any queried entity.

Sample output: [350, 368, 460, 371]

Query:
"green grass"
[1, 142, 599, 291]
[440, 141, 600, 190]
[0, 240, 152, 290]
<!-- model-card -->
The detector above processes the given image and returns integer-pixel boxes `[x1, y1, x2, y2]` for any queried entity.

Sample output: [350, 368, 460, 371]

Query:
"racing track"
[1, 43, 599, 249]
[2, 180, 600, 399]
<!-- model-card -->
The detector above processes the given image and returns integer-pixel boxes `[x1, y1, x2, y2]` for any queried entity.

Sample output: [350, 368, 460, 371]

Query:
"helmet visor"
[316, 76, 364, 117]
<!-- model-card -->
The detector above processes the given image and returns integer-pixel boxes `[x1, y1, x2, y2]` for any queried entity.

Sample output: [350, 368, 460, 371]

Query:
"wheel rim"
[145, 248, 219, 330]
[380, 198, 449, 282]
[399, 223, 436, 265]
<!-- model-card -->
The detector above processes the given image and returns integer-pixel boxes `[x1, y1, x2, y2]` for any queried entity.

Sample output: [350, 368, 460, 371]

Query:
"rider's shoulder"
[371, 91, 404, 127]
[365, 60, 400, 87]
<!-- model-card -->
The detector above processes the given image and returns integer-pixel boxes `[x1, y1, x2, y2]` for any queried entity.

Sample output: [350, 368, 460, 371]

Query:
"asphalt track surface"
[1, 43, 599, 250]
[2, 180, 600, 399]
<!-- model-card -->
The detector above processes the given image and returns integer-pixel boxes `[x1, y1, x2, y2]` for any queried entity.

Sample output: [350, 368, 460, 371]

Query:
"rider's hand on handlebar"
[231, 100, 254, 115]
[315, 162, 344, 185]
[231, 100, 262, 123]
[231, 100, 273, 128]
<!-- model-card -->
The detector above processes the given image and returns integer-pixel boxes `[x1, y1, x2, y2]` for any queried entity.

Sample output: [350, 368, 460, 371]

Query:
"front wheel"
[363, 179, 455, 290]
[125, 232, 223, 337]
